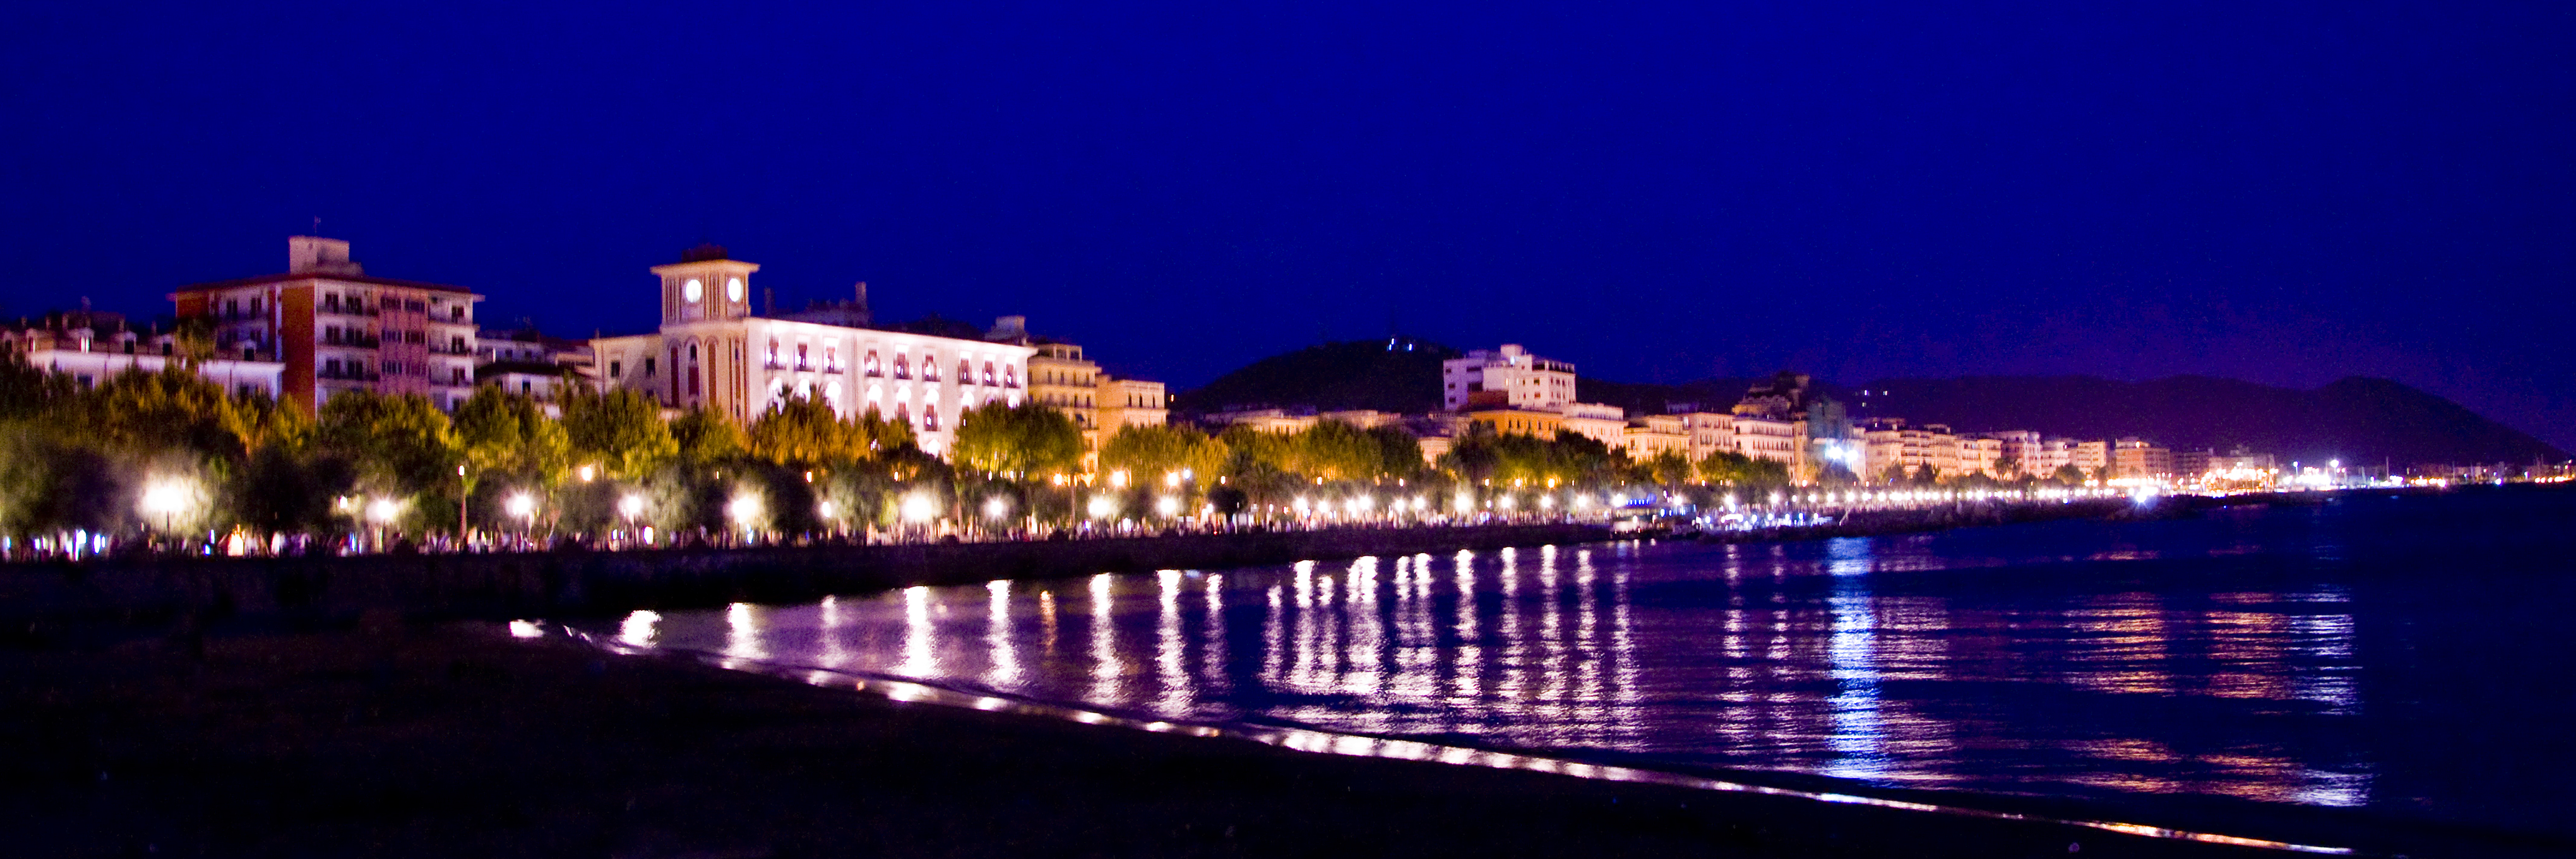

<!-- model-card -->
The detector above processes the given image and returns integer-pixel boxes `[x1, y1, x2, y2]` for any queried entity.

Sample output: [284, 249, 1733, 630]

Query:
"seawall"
[0, 523, 1610, 630]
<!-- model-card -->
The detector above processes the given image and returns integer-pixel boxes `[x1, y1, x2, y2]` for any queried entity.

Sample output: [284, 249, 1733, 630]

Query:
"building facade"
[1, 310, 284, 398]
[1441, 344, 1575, 412]
[589, 246, 1032, 458]
[170, 237, 482, 415]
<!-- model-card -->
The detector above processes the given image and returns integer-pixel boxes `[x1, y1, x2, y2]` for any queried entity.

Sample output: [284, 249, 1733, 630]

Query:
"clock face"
[727, 278, 745, 302]
[683, 279, 704, 302]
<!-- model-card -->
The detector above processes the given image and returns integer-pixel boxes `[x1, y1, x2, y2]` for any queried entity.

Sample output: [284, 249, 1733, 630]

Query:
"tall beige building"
[171, 237, 483, 415]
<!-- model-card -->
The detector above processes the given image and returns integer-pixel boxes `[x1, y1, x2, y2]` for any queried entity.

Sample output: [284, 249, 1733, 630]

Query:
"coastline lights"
[1087, 495, 1119, 519]
[140, 479, 191, 528]
[818, 499, 838, 519]
[901, 493, 938, 523]
[1348, 495, 1374, 514]
[1293, 497, 1311, 516]
[503, 493, 537, 524]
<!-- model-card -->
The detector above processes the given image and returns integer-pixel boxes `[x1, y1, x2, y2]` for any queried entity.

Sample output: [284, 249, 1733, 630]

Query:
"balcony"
[317, 368, 382, 382]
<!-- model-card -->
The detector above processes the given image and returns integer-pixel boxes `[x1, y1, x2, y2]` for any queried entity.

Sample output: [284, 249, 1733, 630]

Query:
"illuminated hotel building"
[1441, 343, 1574, 412]
[590, 245, 1033, 458]
[169, 237, 483, 415]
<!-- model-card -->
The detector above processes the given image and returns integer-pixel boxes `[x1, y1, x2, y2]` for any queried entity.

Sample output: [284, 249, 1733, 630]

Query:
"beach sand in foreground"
[2, 620, 2304, 858]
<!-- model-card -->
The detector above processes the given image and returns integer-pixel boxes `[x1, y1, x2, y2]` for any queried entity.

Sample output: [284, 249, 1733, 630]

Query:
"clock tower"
[651, 243, 761, 324]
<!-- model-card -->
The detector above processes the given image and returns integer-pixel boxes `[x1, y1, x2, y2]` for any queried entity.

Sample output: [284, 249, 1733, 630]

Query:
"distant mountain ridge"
[1844, 375, 2566, 466]
[1176, 342, 2564, 466]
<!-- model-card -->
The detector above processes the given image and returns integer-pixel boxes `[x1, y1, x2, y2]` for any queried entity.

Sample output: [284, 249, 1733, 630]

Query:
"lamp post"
[457, 464, 469, 548]
[503, 493, 536, 549]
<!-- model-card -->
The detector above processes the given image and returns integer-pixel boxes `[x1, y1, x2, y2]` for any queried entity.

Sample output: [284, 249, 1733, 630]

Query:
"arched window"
[765, 339, 779, 367]
[923, 405, 940, 430]
[864, 350, 881, 377]
[892, 354, 909, 379]
[1002, 365, 1017, 388]
[922, 355, 940, 380]
[981, 362, 996, 386]
[958, 360, 972, 383]
[894, 403, 910, 425]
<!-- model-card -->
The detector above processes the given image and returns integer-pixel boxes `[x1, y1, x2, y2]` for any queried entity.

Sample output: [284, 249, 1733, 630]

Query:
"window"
[450, 306, 464, 322]
[644, 357, 657, 377]
[609, 361, 622, 379]
[864, 350, 881, 377]
[765, 339, 779, 367]
[923, 405, 938, 430]
[325, 358, 342, 377]
[450, 335, 465, 353]
[922, 356, 939, 380]
[796, 343, 809, 371]
[892, 355, 909, 379]
[325, 294, 341, 312]
[894, 403, 910, 425]
[982, 362, 996, 386]
[250, 297, 263, 314]
[1003, 365, 1017, 388]
[452, 367, 466, 384]
[958, 360, 971, 382]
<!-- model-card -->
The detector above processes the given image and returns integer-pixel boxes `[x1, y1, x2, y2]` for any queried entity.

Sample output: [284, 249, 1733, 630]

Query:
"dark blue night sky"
[6, 2, 2570, 447]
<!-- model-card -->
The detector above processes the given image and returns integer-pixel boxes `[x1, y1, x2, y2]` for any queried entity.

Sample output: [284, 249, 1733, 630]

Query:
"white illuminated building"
[591, 245, 1033, 458]
[1441, 343, 1575, 412]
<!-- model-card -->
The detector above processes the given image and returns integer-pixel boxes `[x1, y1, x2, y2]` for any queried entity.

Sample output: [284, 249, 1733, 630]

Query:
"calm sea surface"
[596, 489, 2576, 838]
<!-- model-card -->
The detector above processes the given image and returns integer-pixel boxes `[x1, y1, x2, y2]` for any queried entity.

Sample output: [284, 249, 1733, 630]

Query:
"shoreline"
[12, 620, 2539, 858]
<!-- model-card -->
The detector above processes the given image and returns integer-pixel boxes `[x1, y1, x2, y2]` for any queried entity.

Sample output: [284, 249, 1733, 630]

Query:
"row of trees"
[2, 352, 2085, 552]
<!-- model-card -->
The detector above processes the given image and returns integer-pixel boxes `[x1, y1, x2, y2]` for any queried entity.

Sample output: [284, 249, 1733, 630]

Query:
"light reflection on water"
[604, 494, 2576, 837]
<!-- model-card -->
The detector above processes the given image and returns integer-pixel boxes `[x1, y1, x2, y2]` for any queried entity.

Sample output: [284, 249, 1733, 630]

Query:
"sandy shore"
[0, 621, 2443, 858]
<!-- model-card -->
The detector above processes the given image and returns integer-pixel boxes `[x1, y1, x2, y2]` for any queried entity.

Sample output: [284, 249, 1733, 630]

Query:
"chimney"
[288, 236, 361, 275]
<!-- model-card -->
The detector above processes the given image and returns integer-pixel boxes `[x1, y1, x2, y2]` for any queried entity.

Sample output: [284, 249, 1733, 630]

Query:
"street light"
[728, 492, 762, 530]
[618, 494, 646, 521]
[983, 496, 1011, 520]
[1155, 496, 1180, 517]
[1087, 496, 1118, 519]
[141, 479, 188, 532]
[902, 492, 938, 523]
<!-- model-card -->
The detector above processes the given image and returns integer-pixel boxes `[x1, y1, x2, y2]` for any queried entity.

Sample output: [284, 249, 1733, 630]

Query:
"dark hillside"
[1175, 338, 1459, 415]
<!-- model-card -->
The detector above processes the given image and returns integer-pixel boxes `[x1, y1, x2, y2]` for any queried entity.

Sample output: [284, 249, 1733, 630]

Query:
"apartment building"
[0, 309, 282, 398]
[1441, 343, 1575, 412]
[170, 237, 483, 415]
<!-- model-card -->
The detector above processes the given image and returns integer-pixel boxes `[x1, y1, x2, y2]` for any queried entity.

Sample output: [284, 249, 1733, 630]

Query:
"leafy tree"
[1911, 462, 1942, 486]
[670, 407, 746, 464]
[1641, 450, 1694, 486]
[2053, 464, 2087, 484]
[746, 396, 864, 466]
[1993, 454, 2022, 479]
[1099, 425, 1229, 487]
[454, 388, 571, 487]
[1286, 420, 1383, 481]
[1880, 463, 1909, 485]
[0, 349, 72, 420]
[315, 390, 460, 498]
[82, 367, 251, 461]
[1365, 425, 1426, 479]
[561, 388, 676, 479]
[951, 401, 1082, 478]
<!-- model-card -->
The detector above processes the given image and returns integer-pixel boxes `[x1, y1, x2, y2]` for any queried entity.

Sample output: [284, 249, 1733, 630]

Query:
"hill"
[1174, 338, 1461, 414]
[1847, 375, 2567, 466]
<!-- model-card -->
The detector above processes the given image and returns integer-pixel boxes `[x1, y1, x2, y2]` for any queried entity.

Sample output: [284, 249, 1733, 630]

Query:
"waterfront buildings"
[2111, 438, 2175, 481]
[472, 326, 595, 402]
[590, 245, 1033, 457]
[170, 237, 483, 415]
[1, 309, 284, 398]
[1622, 413, 1691, 461]
[1441, 344, 1574, 412]
[1559, 401, 1628, 449]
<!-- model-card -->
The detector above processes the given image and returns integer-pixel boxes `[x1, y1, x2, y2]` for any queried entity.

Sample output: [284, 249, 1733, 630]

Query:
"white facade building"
[2, 314, 284, 399]
[1441, 343, 1575, 412]
[591, 246, 1033, 458]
